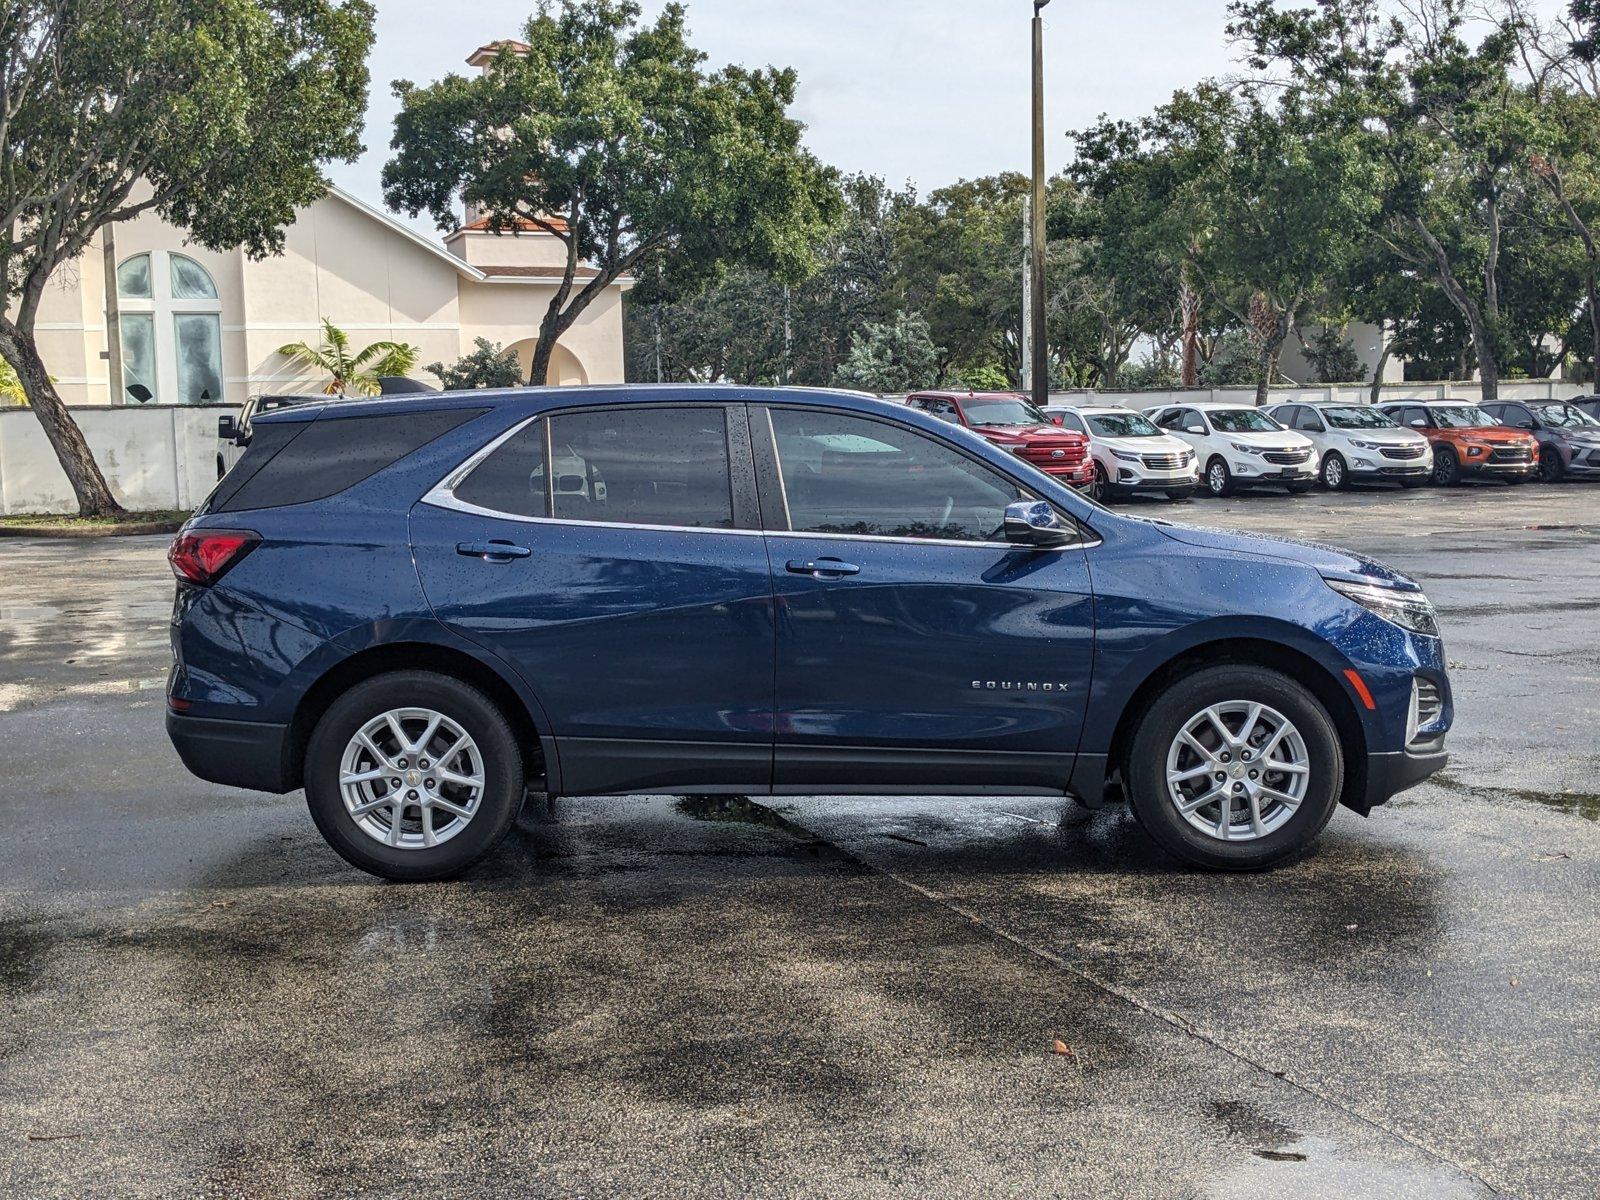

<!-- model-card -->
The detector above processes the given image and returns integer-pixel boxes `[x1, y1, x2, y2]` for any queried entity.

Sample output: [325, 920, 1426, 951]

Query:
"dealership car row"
[903, 390, 1600, 500]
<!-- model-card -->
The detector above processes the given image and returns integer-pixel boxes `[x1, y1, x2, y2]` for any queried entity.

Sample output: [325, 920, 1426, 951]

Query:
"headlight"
[1112, 449, 1143, 462]
[1230, 442, 1264, 455]
[1349, 439, 1383, 450]
[1326, 579, 1440, 638]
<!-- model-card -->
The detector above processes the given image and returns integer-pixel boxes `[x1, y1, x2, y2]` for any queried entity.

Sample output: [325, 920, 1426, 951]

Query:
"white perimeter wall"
[0, 406, 229, 516]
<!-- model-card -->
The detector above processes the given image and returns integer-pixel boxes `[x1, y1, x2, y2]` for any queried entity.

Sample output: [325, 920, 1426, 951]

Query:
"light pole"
[1029, 0, 1051, 409]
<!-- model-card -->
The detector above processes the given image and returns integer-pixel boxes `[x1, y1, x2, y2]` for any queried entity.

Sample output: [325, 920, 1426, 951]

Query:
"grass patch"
[0, 509, 190, 535]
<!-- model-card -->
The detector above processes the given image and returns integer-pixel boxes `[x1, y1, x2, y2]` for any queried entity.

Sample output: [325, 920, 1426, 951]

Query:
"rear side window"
[212, 408, 485, 513]
[453, 420, 548, 517]
[552, 407, 736, 528]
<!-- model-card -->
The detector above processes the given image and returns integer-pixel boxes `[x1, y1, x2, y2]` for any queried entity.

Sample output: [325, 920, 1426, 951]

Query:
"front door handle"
[786, 557, 860, 578]
[457, 539, 532, 562]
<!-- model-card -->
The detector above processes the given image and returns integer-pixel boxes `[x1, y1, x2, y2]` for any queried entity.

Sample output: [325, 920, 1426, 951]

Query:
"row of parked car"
[903, 391, 1600, 500]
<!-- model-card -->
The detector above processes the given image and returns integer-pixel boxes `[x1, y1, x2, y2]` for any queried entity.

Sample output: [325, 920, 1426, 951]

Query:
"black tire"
[1125, 664, 1343, 871]
[1092, 460, 1111, 502]
[1165, 488, 1195, 502]
[1538, 451, 1563, 483]
[304, 670, 525, 881]
[1320, 451, 1348, 491]
[1286, 481, 1314, 495]
[1204, 456, 1234, 497]
[1431, 446, 1460, 486]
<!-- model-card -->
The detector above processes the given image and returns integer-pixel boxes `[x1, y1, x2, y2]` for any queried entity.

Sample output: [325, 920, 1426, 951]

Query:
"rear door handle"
[457, 539, 532, 562]
[786, 557, 860, 578]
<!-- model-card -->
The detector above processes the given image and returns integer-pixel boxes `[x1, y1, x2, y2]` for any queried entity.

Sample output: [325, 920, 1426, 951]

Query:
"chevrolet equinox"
[167, 386, 1451, 879]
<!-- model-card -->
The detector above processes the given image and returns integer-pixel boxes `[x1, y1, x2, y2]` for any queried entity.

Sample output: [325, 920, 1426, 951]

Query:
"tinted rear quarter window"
[211, 407, 485, 514]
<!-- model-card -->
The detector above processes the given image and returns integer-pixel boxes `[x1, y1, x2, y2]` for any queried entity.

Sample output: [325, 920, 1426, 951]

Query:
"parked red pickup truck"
[905, 391, 1095, 488]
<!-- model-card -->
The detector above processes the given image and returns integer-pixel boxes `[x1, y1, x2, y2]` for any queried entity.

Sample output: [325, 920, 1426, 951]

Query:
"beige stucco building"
[30, 182, 627, 409]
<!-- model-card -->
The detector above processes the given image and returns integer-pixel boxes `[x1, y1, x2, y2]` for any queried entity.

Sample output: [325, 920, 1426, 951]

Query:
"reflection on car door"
[410, 403, 776, 795]
[751, 405, 1095, 794]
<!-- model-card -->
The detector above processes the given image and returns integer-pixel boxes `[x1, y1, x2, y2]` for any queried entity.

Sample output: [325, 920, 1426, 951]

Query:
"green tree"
[276, 319, 420, 396]
[1228, 0, 1542, 401]
[384, 0, 840, 387]
[0, 0, 374, 515]
[427, 338, 524, 390]
[893, 174, 1029, 385]
[833, 311, 940, 394]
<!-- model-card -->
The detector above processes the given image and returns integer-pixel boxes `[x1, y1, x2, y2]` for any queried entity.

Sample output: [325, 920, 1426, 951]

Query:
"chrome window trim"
[421, 410, 1100, 551]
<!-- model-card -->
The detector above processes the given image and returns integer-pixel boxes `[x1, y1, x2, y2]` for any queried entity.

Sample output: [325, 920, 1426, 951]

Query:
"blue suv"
[167, 387, 1450, 879]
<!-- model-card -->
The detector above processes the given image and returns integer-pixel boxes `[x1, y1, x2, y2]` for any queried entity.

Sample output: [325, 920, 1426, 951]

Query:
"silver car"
[1265, 402, 1432, 491]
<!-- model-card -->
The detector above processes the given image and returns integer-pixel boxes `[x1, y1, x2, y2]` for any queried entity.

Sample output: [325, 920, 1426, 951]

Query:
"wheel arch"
[1099, 636, 1370, 814]
[286, 642, 553, 792]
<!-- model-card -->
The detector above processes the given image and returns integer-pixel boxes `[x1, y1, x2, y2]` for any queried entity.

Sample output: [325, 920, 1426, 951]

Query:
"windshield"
[1207, 408, 1283, 434]
[1323, 406, 1397, 430]
[963, 398, 1048, 427]
[1085, 411, 1160, 438]
[1530, 403, 1599, 428]
[1432, 405, 1494, 428]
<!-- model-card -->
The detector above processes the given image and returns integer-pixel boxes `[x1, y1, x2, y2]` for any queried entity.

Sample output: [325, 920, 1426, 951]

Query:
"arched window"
[115, 251, 224, 404]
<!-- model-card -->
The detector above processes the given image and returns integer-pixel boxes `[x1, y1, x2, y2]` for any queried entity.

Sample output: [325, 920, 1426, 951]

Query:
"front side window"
[549, 407, 734, 528]
[1208, 408, 1282, 433]
[769, 409, 1025, 543]
[1054, 410, 1087, 434]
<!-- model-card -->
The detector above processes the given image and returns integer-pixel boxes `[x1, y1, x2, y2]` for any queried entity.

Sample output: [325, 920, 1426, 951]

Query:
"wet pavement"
[2, 482, 1598, 1198]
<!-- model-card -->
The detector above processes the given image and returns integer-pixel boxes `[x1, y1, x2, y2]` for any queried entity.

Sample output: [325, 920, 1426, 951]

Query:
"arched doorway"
[506, 338, 588, 386]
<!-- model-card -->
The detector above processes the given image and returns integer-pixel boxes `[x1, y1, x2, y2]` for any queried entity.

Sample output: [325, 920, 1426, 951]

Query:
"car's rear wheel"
[1205, 456, 1234, 497]
[304, 670, 525, 881]
[1432, 447, 1460, 486]
[1320, 452, 1348, 491]
[1125, 665, 1342, 870]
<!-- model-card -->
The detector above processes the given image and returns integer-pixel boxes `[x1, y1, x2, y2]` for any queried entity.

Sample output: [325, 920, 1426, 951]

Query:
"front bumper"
[167, 709, 294, 793]
[1360, 746, 1448, 811]
[1233, 461, 1317, 483]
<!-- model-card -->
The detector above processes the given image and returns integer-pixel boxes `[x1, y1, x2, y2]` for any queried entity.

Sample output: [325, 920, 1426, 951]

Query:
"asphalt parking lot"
[2, 481, 1597, 1199]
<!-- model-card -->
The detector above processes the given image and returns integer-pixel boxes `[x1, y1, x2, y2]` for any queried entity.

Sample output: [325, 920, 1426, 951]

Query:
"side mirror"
[217, 415, 236, 440]
[1003, 500, 1075, 549]
[1051, 415, 1063, 425]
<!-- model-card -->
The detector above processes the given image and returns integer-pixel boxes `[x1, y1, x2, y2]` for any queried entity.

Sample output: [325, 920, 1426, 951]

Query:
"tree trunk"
[1252, 304, 1290, 407]
[1180, 279, 1200, 388]
[1408, 218, 1499, 403]
[1369, 338, 1393, 406]
[0, 322, 124, 516]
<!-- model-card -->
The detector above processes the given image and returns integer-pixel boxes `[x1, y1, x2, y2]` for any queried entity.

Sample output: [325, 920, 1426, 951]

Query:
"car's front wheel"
[1125, 665, 1343, 870]
[1204, 456, 1234, 497]
[1537, 451, 1563, 483]
[304, 670, 525, 881]
[1432, 447, 1460, 486]
[1320, 451, 1348, 491]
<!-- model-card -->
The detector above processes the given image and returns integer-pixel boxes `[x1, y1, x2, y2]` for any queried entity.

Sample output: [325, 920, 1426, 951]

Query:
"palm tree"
[276, 318, 421, 396]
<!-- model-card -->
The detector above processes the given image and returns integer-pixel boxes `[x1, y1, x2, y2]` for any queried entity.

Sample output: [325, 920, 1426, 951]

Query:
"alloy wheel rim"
[1209, 462, 1226, 492]
[339, 707, 484, 850]
[1327, 457, 1343, 487]
[1164, 700, 1310, 842]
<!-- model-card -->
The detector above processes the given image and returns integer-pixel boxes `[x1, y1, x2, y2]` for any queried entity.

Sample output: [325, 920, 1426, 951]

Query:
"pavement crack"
[771, 806, 1508, 1199]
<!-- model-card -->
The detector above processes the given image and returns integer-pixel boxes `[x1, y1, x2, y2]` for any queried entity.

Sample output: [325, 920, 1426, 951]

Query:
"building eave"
[324, 184, 487, 281]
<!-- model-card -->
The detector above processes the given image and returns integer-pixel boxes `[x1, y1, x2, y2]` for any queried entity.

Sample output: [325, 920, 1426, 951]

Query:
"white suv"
[1264, 401, 1432, 490]
[1046, 405, 1198, 500]
[1142, 402, 1318, 497]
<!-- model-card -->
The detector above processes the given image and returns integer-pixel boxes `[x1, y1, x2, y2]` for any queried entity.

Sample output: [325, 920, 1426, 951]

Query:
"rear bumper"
[1359, 746, 1448, 811]
[167, 710, 294, 794]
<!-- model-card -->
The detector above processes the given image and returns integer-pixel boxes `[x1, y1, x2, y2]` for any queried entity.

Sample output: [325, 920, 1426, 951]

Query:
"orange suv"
[1377, 400, 1538, 485]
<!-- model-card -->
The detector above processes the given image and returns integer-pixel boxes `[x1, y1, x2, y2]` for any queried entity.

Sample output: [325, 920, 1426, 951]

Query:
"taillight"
[168, 529, 260, 585]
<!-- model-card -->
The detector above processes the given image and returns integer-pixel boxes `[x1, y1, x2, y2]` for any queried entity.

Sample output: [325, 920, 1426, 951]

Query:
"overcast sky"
[331, 0, 1570, 236]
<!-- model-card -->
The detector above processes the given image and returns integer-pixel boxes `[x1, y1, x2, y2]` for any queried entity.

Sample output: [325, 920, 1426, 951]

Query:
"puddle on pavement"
[1432, 772, 1600, 822]
[1202, 1135, 1489, 1199]
[674, 794, 802, 835]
